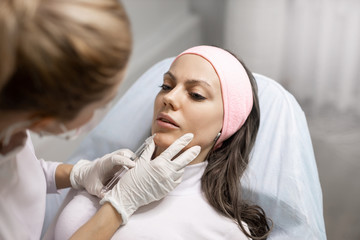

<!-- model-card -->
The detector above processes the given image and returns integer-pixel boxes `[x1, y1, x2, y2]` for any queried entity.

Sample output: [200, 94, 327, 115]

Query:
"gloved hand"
[70, 149, 136, 198]
[100, 133, 201, 224]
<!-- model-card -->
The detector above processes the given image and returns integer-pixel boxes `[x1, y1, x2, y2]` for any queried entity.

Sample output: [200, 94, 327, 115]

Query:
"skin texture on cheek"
[151, 100, 223, 158]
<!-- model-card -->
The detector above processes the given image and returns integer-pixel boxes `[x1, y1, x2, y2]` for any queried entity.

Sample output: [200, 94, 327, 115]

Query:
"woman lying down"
[47, 45, 272, 240]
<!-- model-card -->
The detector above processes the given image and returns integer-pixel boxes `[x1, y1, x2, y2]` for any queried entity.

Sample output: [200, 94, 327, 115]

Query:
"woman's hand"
[69, 149, 136, 198]
[100, 133, 201, 224]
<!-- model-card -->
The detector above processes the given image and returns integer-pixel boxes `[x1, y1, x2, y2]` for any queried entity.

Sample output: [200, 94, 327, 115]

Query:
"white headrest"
[244, 73, 326, 239]
[62, 58, 326, 239]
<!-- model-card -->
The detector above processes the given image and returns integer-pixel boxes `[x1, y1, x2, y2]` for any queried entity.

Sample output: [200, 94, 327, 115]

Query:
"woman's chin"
[153, 133, 173, 149]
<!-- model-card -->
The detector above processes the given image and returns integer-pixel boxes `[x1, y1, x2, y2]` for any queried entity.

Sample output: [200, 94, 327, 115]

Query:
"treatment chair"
[43, 58, 326, 239]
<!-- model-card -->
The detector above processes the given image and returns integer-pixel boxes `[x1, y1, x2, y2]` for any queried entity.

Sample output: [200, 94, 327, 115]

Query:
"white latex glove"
[70, 149, 136, 198]
[100, 133, 201, 224]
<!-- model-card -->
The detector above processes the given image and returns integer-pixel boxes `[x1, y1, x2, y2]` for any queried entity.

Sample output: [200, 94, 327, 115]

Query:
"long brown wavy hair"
[201, 55, 273, 239]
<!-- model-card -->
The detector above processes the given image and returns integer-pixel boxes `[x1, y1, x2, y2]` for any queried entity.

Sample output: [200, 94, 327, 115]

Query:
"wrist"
[99, 202, 123, 227]
[100, 195, 132, 225]
[55, 163, 73, 189]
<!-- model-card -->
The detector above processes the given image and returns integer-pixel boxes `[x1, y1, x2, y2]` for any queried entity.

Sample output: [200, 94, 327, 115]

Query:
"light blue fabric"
[43, 58, 326, 239]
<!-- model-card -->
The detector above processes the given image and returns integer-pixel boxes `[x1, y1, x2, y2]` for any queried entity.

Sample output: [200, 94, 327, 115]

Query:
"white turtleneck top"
[52, 162, 250, 240]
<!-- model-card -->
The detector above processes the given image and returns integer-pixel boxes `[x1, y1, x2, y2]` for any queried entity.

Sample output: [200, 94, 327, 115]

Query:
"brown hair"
[202, 56, 272, 239]
[0, 0, 132, 121]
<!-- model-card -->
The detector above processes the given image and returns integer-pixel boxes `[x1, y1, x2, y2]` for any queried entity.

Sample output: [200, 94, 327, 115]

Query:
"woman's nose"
[163, 88, 181, 110]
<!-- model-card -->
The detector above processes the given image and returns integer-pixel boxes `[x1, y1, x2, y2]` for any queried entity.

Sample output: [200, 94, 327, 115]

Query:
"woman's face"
[151, 54, 223, 162]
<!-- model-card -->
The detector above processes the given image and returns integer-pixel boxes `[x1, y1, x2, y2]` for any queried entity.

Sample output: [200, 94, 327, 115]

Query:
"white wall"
[224, 0, 287, 84]
[224, 0, 360, 115]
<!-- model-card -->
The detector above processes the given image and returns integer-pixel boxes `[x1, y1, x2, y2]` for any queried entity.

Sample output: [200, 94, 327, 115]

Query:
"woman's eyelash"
[159, 84, 206, 101]
[159, 84, 171, 91]
[189, 92, 206, 101]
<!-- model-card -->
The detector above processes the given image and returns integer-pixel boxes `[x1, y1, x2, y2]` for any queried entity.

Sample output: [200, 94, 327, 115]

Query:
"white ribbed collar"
[168, 161, 207, 196]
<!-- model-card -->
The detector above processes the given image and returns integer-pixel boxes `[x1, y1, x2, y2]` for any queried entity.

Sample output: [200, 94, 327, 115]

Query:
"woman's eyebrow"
[186, 79, 211, 88]
[163, 71, 176, 82]
[164, 71, 212, 88]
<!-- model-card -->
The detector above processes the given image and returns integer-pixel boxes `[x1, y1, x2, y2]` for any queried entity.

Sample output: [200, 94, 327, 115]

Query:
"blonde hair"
[0, 0, 132, 120]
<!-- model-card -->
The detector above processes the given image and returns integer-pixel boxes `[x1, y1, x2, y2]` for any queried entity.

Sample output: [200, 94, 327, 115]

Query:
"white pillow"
[44, 58, 326, 239]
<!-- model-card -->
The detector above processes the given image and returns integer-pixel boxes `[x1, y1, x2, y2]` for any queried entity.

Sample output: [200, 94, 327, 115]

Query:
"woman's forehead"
[169, 54, 220, 86]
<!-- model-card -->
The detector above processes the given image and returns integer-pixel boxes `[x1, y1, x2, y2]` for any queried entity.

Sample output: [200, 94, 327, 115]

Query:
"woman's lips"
[156, 113, 179, 129]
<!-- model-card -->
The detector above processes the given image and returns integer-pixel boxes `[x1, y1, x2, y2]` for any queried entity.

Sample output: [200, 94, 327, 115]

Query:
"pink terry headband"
[174, 45, 253, 148]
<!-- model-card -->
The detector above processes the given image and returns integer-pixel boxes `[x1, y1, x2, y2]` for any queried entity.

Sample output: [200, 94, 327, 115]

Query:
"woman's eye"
[189, 92, 206, 101]
[159, 84, 172, 91]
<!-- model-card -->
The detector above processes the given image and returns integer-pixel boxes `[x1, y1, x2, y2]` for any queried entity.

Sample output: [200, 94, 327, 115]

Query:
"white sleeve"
[39, 159, 61, 194]
[26, 131, 61, 194]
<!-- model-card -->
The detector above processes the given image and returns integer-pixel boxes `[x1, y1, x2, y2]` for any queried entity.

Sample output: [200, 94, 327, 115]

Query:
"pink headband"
[174, 45, 253, 148]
